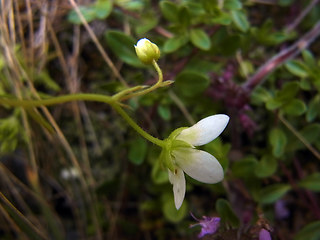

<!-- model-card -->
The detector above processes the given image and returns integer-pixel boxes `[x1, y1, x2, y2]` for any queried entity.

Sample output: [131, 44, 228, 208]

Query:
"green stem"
[112, 103, 165, 148]
[121, 60, 163, 101]
[0, 93, 114, 107]
[1, 93, 165, 148]
[112, 85, 147, 101]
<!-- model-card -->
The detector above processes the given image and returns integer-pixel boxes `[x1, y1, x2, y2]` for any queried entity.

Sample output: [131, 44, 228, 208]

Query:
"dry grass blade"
[68, 0, 127, 86]
[0, 192, 49, 240]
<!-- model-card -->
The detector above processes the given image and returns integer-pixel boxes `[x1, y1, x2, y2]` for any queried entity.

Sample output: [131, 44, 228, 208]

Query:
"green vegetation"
[0, 0, 320, 239]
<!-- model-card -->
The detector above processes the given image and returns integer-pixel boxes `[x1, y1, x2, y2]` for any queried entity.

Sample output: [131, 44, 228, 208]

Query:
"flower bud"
[135, 38, 160, 64]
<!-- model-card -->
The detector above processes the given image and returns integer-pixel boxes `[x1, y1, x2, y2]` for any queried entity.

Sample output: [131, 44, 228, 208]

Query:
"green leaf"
[299, 124, 320, 144]
[160, 1, 179, 22]
[35, 71, 61, 92]
[216, 199, 240, 228]
[117, 0, 143, 10]
[288, 124, 320, 151]
[232, 156, 257, 179]
[190, 28, 211, 50]
[201, 0, 218, 13]
[211, 28, 241, 55]
[163, 35, 189, 53]
[174, 71, 210, 97]
[251, 86, 272, 105]
[294, 221, 320, 240]
[254, 155, 278, 178]
[285, 60, 309, 78]
[157, 105, 171, 121]
[258, 184, 291, 204]
[135, 13, 158, 35]
[269, 128, 287, 158]
[94, 0, 112, 19]
[302, 50, 316, 68]
[128, 136, 147, 165]
[151, 158, 168, 184]
[300, 78, 312, 90]
[204, 139, 231, 171]
[231, 10, 250, 32]
[298, 173, 320, 192]
[266, 98, 283, 110]
[275, 81, 300, 102]
[178, 6, 190, 27]
[266, 32, 296, 45]
[252, 21, 296, 45]
[0, 117, 20, 153]
[68, 6, 96, 24]
[211, 11, 233, 25]
[105, 31, 144, 67]
[306, 95, 320, 122]
[278, 0, 294, 6]
[162, 194, 188, 223]
[282, 99, 306, 116]
[239, 60, 254, 77]
[224, 0, 242, 10]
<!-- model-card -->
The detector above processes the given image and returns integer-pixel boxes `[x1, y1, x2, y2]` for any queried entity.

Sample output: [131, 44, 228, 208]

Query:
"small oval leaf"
[105, 31, 144, 67]
[160, 1, 179, 22]
[269, 128, 287, 158]
[162, 194, 188, 223]
[259, 184, 291, 204]
[158, 105, 171, 121]
[298, 173, 320, 192]
[231, 10, 250, 32]
[282, 99, 307, 116]
[128, 136, 147, 165]
[254, 155, 278, 178]
[294, 221, 320, 240]
[174, 71, 209, 97]
[163, 35, 189, 53]
[285, 60, 309, 78]
[190, 28, 211, 50]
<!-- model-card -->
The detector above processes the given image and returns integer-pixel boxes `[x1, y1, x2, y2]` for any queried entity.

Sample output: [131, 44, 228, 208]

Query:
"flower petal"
[168, 167, 186, 210]
[176, 114, 229, 146]
[173, 148, 224, 184]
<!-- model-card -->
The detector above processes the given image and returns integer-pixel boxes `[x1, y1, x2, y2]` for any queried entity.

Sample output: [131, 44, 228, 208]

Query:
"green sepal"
[159, 148, 175, 172]
[167, 127, 187, 142]
[160, 126, 191, 171]
[171, 140, 193, 150]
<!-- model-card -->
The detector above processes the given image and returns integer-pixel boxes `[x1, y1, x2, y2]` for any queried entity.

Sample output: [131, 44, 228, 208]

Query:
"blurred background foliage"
[0, 0, 320, 239]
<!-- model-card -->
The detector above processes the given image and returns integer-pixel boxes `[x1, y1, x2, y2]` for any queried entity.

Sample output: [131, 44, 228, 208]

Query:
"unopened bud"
[135, 38, 160, 64]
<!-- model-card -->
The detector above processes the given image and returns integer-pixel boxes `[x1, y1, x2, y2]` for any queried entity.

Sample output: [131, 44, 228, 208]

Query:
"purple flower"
[259, 229, 272, 240]
[275, 200, 289, 219]
[190, 213, 220, 238]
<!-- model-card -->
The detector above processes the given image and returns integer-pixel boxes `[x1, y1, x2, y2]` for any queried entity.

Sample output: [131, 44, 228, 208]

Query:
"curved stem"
[120, 60, 163, 101]
[112, 103, 165, 148]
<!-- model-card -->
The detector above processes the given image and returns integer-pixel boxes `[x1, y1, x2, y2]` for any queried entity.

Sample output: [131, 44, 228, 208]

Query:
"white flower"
[60, 167, 80, 180]
[135, 38, 160, 64]
[167, 114, 229, 209]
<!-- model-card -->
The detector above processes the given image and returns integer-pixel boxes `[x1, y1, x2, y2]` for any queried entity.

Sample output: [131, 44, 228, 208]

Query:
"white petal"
[173, 148, 224, 184]
[176, 114, 229, 146]
[168, 167, 186, 210]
